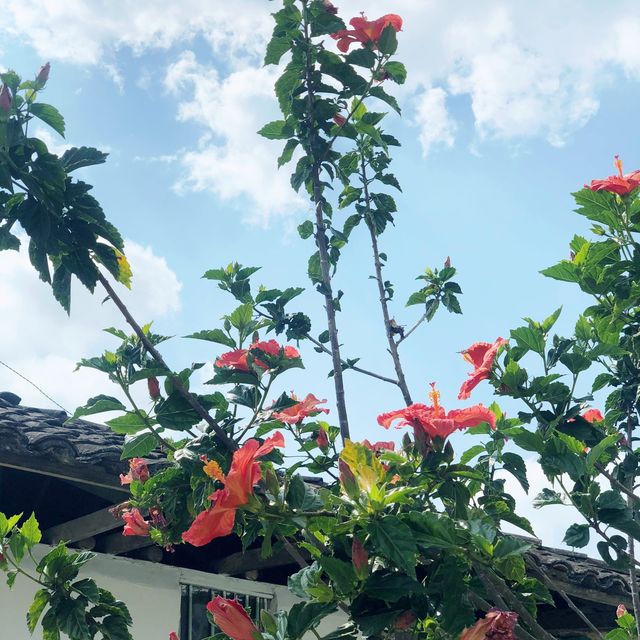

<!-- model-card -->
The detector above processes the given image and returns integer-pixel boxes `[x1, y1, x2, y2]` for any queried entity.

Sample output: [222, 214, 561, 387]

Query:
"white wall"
[1, 544, 347, 640]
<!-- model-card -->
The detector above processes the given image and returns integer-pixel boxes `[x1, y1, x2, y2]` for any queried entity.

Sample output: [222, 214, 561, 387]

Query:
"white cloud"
[0, 238, 181, 412]
[413, 87, 456, 157]
[165, 51, 304, 227]
[3, 0, 640, 212]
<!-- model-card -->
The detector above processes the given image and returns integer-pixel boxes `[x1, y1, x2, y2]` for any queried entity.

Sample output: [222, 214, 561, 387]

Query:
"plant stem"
[301, 2, 350, 442]
[524, 556, 604, 639]
[304, 332, 399, 386]
[397, 313, 426, 347]
[625, 415, 640, 637]
[360, 156, 412, 406]
[97, 273, 236, 452]
[119, 376, 177, 452]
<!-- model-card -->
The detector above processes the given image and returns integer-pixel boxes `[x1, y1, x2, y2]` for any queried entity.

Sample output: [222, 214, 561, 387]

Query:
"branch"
[596, 464, 640, 503]
[97, 273, 237, 452]
[304, 333, 399, 386]
[302, 1, 350, 442]
[524, 556, 604, 640]
[360, 156, 412, 406]
[397, 313, 427, 347]
[625, 415, 640, 637]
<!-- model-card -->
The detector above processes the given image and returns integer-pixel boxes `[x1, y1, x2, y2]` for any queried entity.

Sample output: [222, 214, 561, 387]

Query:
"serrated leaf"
[30, 103, 65, 137]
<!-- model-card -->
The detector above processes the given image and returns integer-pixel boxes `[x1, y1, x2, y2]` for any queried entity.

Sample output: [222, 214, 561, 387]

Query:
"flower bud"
[444, 256, 451, 268]
[333, 113, 347, 127]
[36, 62, 50, 86]
[351, 537, 369, 579]
[394, 611, 416, 631]
[169, 632, 180, 640]
[0, 85, 11, 113]
[339, 459, 359, 498]
[148, 376, 161, 400]
[323, 0, 338, 14]
[617, 604, 627, 618]
[316, 427, 329, 452]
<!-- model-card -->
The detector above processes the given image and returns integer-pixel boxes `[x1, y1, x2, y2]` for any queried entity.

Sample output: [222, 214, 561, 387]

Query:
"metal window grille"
[180, 583, 273, 640]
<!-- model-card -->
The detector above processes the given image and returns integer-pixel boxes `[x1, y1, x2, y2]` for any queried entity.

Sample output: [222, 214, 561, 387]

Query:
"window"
[180, 583, 273, 640]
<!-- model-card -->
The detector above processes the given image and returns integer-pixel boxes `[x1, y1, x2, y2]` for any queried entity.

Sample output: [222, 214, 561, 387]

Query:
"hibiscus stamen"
[428, 382, 441, 409]
[615, 155, 624, 178]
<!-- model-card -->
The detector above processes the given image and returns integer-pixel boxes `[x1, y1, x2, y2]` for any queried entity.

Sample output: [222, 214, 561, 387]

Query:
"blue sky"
[2, 0, 640, 550]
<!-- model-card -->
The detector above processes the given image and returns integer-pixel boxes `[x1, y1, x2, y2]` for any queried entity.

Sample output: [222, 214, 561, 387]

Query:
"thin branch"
[305, 333, 399, 386]
[474, 563, 557, 640]
[525, 556, 604, 639]
[625, 415, 640, 637]
[397, 313, 426, 347]
[596, 463, 640, 503]
[360, 156, 412, 406]
[97, 273, 236, 452]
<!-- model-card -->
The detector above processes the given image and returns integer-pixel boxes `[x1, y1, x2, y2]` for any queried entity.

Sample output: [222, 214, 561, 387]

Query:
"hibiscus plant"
[1, 2, 640, 640]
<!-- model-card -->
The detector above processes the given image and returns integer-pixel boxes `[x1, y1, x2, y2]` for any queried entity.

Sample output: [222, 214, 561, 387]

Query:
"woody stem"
[360, 156, 412, 405]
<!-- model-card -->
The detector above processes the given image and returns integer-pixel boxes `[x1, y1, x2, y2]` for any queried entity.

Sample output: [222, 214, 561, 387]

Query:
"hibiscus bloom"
[215, 349, 249, 372]
[119, 458, 150, 485]
[587, 156, 640, 196]
[460, 609, 518, 640]
[583, 408, 604, 423]
[331, 14, 403, 53]
[458, 338, 507, 400]
[378, 384, 495, 441]
[272, 393, 329, 424]
[207, 597, 260, 640]
[182, 433, 284, 547]
[122, 508, 150, 537]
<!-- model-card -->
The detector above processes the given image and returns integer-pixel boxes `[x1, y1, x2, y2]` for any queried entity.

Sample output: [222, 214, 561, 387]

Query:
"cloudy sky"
[2, 0, 639, 552]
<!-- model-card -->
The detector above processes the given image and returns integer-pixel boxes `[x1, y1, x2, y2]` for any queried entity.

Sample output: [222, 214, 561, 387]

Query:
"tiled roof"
[0, 392, 161, 478]
[528, 541, 634, 605]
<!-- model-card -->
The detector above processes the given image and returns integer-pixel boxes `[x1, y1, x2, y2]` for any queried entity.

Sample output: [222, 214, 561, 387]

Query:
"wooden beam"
[0, 452, 128, 493]
[100, 530, 153, 555]
[212, 547, 305, 576]
[43, 506, 122, 544]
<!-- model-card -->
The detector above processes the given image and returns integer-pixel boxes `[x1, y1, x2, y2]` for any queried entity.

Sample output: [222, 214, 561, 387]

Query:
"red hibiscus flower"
[378, 384, 495, 441]
[458, 337, 507, 400]
[182, 433, 284, 546]
[331, 13, 403, 53]
[119, 458, 150, 485]
[122, 508, 150, 537]
[207, 597, 261, 640]
[587, 156, 640, 196]
[272, 393, 329, 424]
[460, 609, 518, 640]
[583, 408, 604, 423]
[215, 349, 250, 371]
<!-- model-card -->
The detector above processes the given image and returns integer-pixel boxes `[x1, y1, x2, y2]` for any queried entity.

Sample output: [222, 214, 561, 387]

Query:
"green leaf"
[70, 395, 126, 421]
[264, 36, 291, 66]
[540, 261, 579, 283]
[121, 432, 156, 460]
[368, 516, 417, 578]
[60, 146, 108, 172]
[308, 251, 322, 284]
[258, 119, 294, 140]
[424, 298, 439, 321]
[459, 444, 485, 465]
[298, 220, 314, 240]
[533, 488, 565, 508]
[318, 557, 357, 594]
[406, 291, 426, 307]
[494, 536, 532, 559]
[502, 452, 529, 492]
[346, 48, 376, 68]
[377, 24, 398, 55]
[287, 603, 336, 640]
[384, 61, 407, 84]
[185, 329, 236, 348]
[72, 578, 100, 602]
[27, 588, 50, 633]
[362, 571, 423, 602]
[563, 523, 590, 548]
[510, 326, 545, 355]
[20, 513, 42, 547]
[155, 393, 202, 431]
[559, 352, 592, 374]
[106, 411, 149, 435]
[30, 103, 65, 137]
[278, 138, 299, 168]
